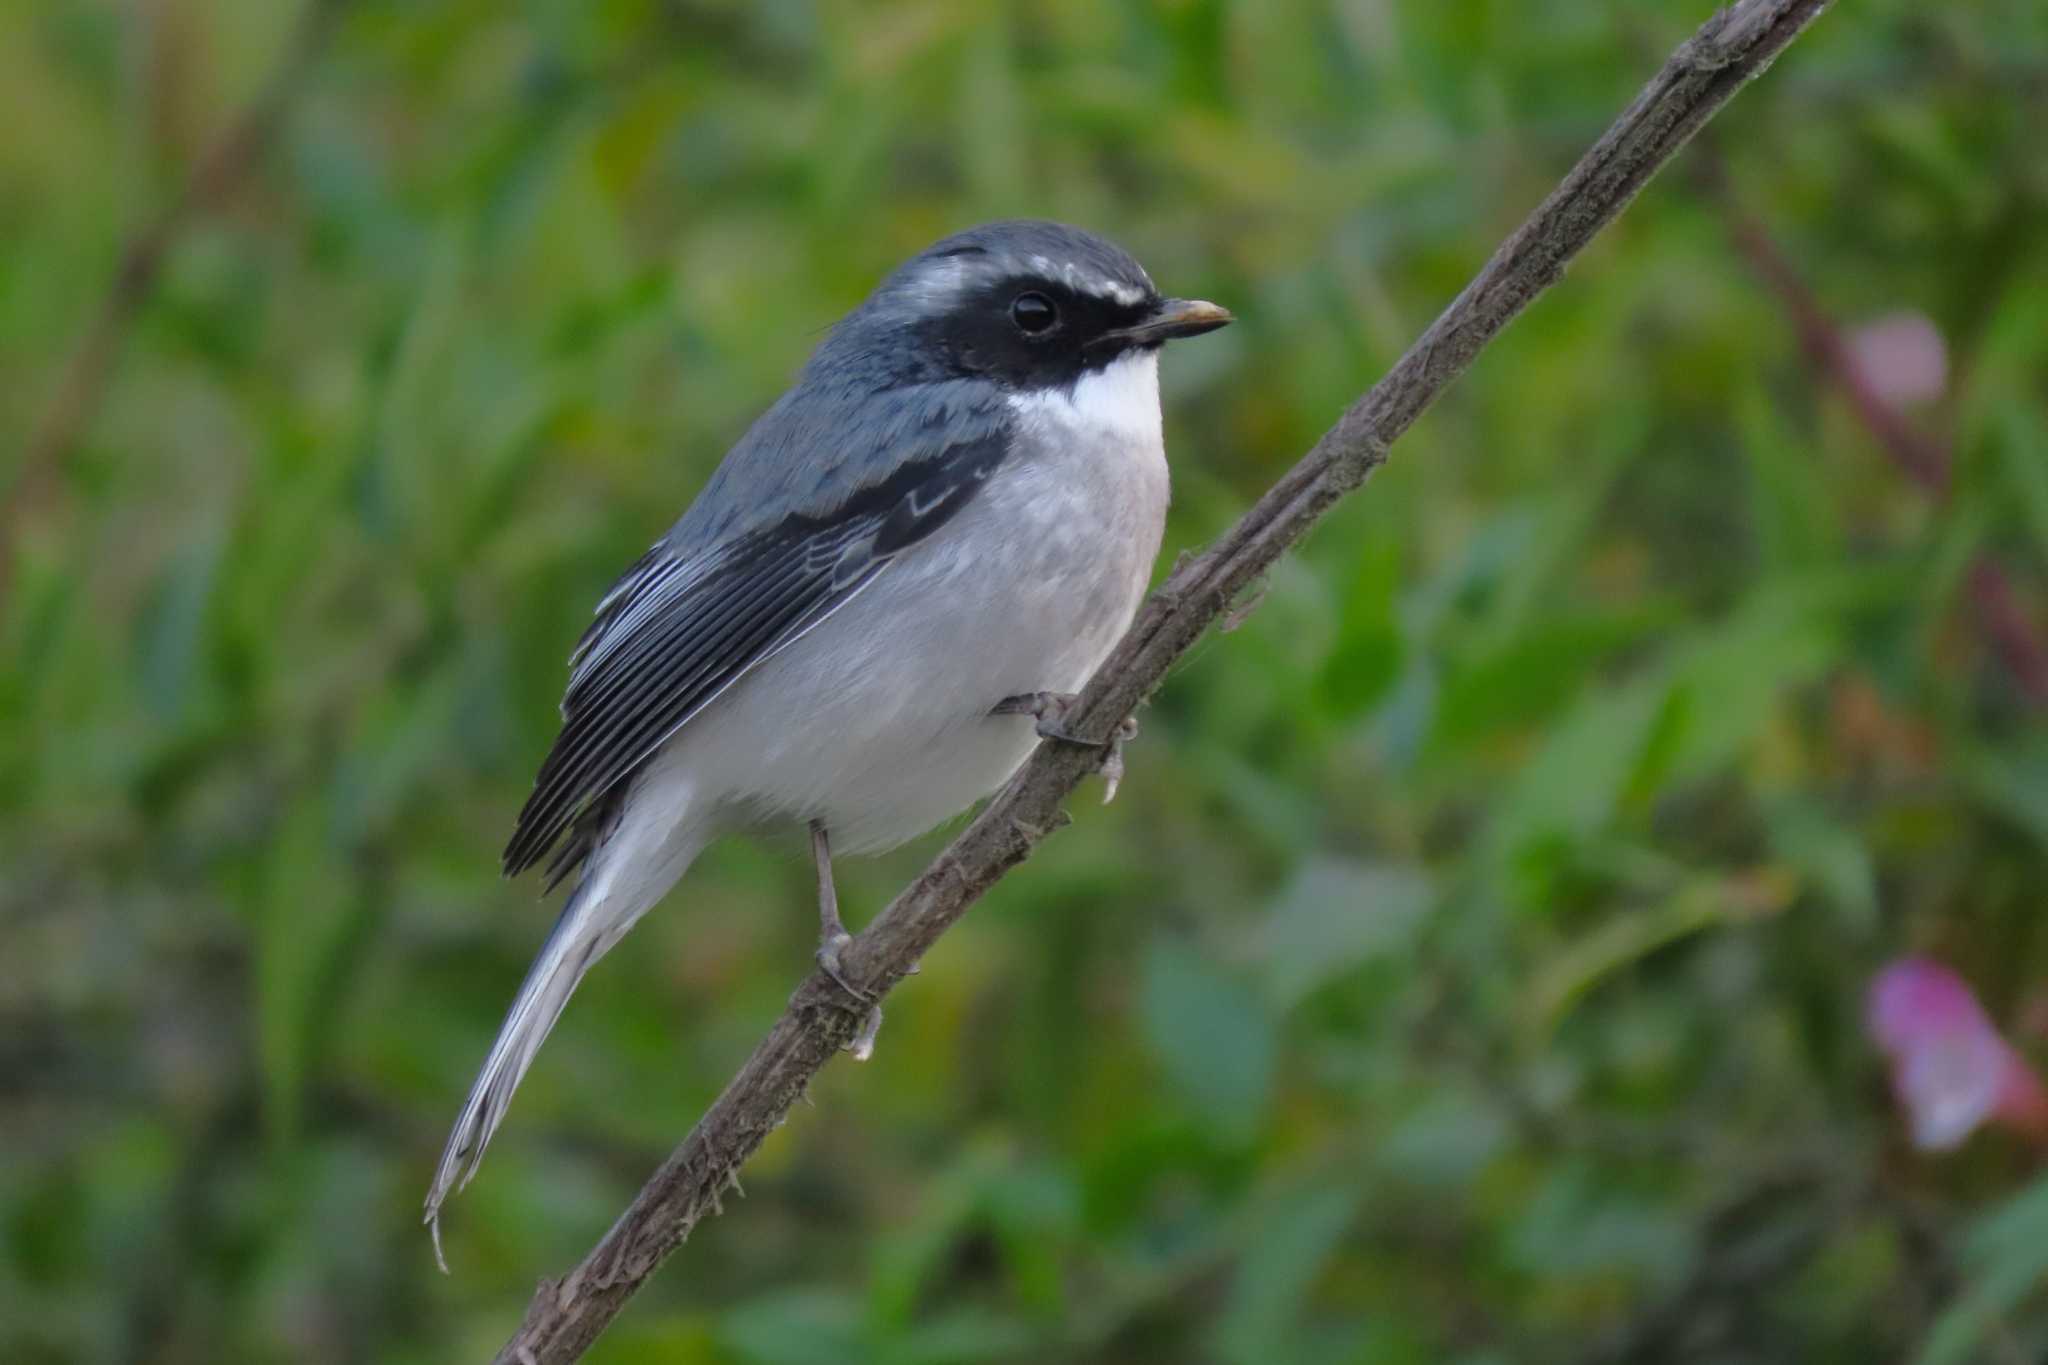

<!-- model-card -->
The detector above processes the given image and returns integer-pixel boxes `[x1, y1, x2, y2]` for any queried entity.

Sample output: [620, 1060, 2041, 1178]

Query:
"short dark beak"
[1090, 297, 1234, 351]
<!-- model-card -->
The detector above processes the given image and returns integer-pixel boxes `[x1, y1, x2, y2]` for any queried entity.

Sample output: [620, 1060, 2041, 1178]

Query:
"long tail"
[424, 804, 705, 1267]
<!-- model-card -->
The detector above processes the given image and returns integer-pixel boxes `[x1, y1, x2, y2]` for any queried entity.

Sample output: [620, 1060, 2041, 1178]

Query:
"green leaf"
[893, 1309, 1037, 1365]
[1213, 1181, 1361, 1365]
[1659, 574, 1861, 781]
[982, 1160, 1081, 1316]
[1376, 1090, 1513, 1190]
[721, 1288, 866, 1365]
[1525, 874, 1790, 1034]
[1740, 383, 1842, 569]
[1765, 798, 1877, 933]
[132, 526, 223, 721]
[1141, 940, 1278, 1142]
[1914, 1174, 2048, 1365]
[1474, 406, 1646, 645]
[1262, 858, 1432, 1008]
[1962, 740, 2048, 852]
[1505, 1161, 1692, 1284]
[1430, 604, 1678, 752]
[867, 1147, 992, 1330]
[1319, 536, 1404, 719]
[1488, 671, 1668, 869]
[1994, 403, 2048, 569]
[252, 795, 367, 1145]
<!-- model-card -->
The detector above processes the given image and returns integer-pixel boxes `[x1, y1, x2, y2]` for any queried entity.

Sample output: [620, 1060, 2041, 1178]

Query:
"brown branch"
[489, 3, 1833, 1360]
[1696, 143, 2048, 703]
[1968, 558, 2048, 703]
[0, 0, 351, 606]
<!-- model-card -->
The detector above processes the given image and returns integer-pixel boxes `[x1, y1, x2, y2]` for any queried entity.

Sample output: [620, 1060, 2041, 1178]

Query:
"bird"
[424, 219, 1231, 1257]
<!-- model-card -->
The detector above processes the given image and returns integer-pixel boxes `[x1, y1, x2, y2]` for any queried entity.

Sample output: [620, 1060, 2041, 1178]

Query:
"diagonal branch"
[489, 3, 1833, 1360]
[0, 0, 351, 607]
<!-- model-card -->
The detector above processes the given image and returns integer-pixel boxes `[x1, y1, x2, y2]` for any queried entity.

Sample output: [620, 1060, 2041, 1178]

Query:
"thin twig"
[0, 0, 351, 606]
[488, 3, 1833, 1360]
[1695, 142, 2048, 702]
[1968, 559, 2048, 703]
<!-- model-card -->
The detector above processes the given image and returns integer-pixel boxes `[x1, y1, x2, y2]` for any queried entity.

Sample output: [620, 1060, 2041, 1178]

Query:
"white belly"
[651, 352, 1171, 853]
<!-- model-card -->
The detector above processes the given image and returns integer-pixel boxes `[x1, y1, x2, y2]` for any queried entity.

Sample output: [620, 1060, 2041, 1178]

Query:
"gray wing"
[503, 429, 1009, 884]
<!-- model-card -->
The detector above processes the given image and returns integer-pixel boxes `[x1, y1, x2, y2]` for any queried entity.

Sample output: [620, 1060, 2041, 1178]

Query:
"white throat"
[1006, 349, 1163, 450]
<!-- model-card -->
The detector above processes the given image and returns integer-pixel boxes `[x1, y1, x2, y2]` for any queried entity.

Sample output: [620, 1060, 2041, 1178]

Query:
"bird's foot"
[816, 930, 874, 1004]
[991, 691, 1140, 803]
[846, 1004, 883, 1061]
[807, 821, 881, 1057]
[815, 931, 883, 1058]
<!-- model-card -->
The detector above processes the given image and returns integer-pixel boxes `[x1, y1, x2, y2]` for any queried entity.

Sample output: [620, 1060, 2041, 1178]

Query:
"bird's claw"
[816, 931, 873, 1003]
[845, 1005, 883, 1061]
[992, 691, 1139, 803]
[1097, 716, 1138, 804]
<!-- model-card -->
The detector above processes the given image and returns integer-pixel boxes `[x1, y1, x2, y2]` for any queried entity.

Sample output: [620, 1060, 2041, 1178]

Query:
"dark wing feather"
[503, 430, 1007, 883]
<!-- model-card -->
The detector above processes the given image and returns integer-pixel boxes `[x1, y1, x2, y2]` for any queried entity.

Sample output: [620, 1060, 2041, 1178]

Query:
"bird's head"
[823, 220, 1231, 394]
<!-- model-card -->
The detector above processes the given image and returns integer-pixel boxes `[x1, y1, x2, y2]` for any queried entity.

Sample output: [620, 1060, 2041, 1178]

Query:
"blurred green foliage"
[4, 1, 2048, 1361]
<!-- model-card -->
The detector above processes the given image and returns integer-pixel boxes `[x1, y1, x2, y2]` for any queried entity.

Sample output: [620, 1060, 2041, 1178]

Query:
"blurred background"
[4, 1, 2048, 1361]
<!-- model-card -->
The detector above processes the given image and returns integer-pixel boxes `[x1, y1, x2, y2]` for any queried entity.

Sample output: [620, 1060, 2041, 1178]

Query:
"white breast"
[653, 349, 1172, 853]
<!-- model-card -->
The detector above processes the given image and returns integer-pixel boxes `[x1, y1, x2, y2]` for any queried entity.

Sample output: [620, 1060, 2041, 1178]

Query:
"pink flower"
[1868, 958, 2048, 1150]
[1846, 311, 1947, 409]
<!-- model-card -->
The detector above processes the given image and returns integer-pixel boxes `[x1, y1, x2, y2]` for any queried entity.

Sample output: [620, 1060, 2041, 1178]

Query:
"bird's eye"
[1010, 292, 1058, 335]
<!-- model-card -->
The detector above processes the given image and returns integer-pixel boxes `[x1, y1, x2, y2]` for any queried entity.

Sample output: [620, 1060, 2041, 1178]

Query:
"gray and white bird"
[424, 220, 1230, 1251]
